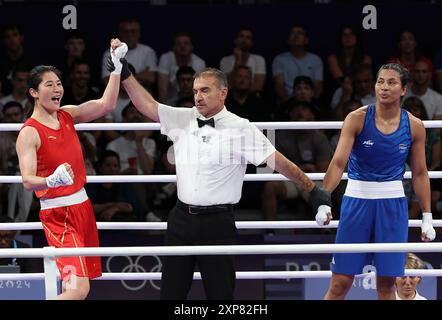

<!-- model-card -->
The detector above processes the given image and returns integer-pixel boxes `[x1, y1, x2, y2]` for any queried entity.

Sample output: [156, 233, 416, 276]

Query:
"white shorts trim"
[344, 178, 405, 199]
[40, 188, 88, 210]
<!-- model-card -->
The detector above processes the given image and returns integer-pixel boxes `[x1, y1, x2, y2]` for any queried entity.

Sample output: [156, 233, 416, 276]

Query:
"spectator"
[395, 253, 428, 300]
[261, 101, 331, 221]
[330, 64, 376, 120]
[62, 59, 100, 105]
[434, 49, 442, 94]
[86, 150, 143, 221]
[0, 24, 35, 95]
[387, 30, 432, 76]
[277, 75, 322, 120]
[404, 97, 441, 170]
[403, 96, 440, 219]
[106, 103, 156, 175]
[225, 65, 268, 121]
[58, 31, 92, 87]
[0, 102, 33, 222]
[175, 96, 194, 108]
[327, 25, 372, 87]
[0, 78, 3, 99]
[0, 215, 42, 272]
[101, 18, 157, 92]
[168, 66, 195, 106]
[272, 25, 323, 103]
[158, 31, 205, 104]
[220, 28, 266, 93]
[405, 59, 442, 120]
[0, 65, 30, 118]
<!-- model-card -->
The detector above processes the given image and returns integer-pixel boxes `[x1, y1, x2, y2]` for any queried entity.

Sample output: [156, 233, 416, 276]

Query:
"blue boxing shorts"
[332, 193, 408, 277]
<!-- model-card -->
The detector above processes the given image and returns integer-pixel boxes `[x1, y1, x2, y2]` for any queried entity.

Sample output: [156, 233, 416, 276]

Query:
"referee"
[106, 60, 331, 300]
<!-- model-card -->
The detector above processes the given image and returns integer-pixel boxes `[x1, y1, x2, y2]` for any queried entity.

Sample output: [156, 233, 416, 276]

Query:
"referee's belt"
[177, 199, 233, 215]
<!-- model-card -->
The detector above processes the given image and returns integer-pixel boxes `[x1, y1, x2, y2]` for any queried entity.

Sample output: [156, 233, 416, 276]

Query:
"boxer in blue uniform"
[316, 63, 436, 300]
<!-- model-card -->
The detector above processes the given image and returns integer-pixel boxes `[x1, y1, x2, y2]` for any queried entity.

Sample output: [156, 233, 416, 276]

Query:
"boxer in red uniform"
[16, 39, 127, 300]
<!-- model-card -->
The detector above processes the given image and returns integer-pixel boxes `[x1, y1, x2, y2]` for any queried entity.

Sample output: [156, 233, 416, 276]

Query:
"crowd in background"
[1, 17, 442, 227]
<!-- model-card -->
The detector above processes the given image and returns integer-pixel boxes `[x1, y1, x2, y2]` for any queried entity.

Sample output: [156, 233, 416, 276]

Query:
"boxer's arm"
[122, 74, 160, 122]
[409, 116, 435, 241]
[270, 150, 315, 192]
[63, 40, 128, 123]
[410, 117, 431, 213]
[16, 127, 46, 191]
[17, 127, 75, 191]
[322, 111, 361, 193]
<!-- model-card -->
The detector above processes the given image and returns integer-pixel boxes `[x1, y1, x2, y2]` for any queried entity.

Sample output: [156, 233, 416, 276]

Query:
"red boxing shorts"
[40, 197, 102, 282]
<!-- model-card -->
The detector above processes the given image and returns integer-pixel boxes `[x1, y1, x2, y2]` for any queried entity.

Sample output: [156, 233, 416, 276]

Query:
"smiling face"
[29, 71, 64, 112]
[71, 63, 91, 88]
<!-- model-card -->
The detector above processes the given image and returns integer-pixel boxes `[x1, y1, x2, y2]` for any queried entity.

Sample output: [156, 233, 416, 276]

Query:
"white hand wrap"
[46, 164, 74, 188]
[110, 42, 128, 75]
[421, 212, 436, 241]
[316, 205, 332, 226]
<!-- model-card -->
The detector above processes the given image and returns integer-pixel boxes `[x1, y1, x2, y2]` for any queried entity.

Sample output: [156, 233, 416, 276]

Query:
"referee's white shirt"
[158, 104, 276, 206]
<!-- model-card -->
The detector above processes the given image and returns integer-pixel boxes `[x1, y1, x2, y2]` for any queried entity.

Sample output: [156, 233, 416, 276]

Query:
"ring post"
[43, 246, 58, 300]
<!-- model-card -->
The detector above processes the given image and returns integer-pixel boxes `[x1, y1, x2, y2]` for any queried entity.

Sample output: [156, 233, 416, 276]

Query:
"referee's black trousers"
[160, 201, 236, 300]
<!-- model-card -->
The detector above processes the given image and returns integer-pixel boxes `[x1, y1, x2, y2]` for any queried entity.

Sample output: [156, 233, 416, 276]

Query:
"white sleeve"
[193, 55, 206, 71]
[106, 140, 117, 152]
[220, 56, 232, 74]
[330, 88, 342, 110]
[158, 53, 170, 75]
[313, 55, 324, 81]
[142, 138, 157, 158]
[255, 55, 266, 75]
[82, 132, 96, 148]
[241, 121, 276, 166]
[157, 104, 194, 140]
[434, 94, 442, 116]
[144, 48, 158, 72]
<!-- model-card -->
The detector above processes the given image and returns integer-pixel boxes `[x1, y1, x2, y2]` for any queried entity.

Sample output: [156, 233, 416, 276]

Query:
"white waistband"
[40, 188, 88, 210]
[344, 179, 405, 199]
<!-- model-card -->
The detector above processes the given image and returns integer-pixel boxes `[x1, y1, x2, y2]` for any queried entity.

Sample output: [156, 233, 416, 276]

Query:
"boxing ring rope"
[1, 220, 442, 231]
[3, 120, 442, 131]
[2, 120, 442, 299]
[1, 242, 442, 299]
[1, 269, 441, 281]
[0, 171, 442, 184]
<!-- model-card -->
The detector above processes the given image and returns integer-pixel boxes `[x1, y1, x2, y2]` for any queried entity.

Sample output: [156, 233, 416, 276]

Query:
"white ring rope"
[1, 242, 442, 259]
[1, 171, 442, 184]
[3, 121, 440, 299]
[0, 269, 440, 281]
[2, 120, 442, 131]
[1, 220, 442, 231]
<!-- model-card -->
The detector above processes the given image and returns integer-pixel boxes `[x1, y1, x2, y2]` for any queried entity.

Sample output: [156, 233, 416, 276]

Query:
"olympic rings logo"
[106, 255, 162, 291]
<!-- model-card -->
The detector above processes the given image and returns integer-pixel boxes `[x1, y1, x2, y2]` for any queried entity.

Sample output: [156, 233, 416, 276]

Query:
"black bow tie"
[197, 118, 215, 128]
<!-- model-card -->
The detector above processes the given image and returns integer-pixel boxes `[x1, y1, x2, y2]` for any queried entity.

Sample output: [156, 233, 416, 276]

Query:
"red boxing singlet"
[22, 110, 86, 199]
